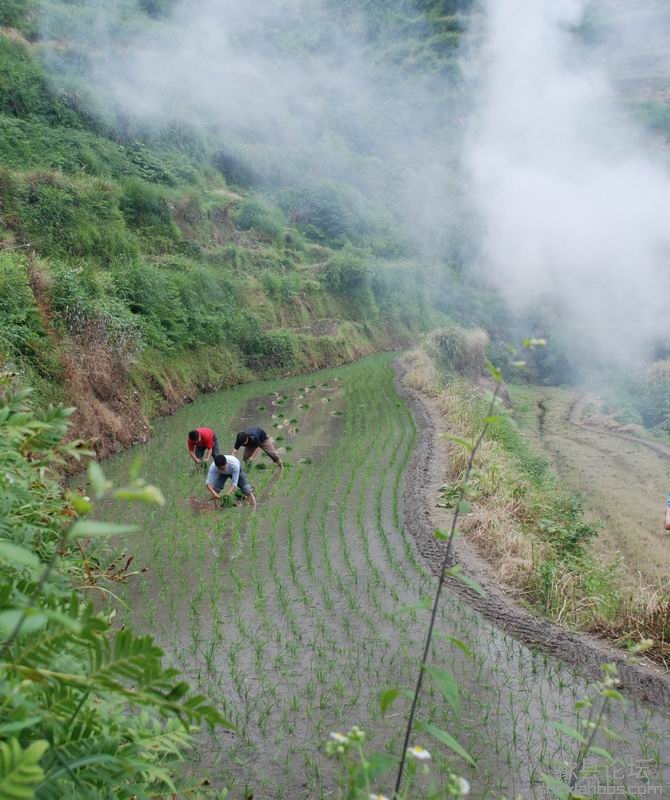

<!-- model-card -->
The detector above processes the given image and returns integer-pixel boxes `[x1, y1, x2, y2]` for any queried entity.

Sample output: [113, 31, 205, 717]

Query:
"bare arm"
[202, 448, 212, 462]
[189, 450, 201, 464]
[247, 446, 260, 462]
[206, 483, 220, 499]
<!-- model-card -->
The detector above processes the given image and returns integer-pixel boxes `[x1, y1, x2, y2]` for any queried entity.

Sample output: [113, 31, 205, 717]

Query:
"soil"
[395, 356, 670, 710]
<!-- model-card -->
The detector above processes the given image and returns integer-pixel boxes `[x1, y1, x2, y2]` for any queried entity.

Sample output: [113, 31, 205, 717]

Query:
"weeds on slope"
[418, 363, 620, 631]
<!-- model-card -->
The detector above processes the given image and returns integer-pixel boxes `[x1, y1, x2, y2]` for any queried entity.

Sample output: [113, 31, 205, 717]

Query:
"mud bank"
[395, 357, 670, 710]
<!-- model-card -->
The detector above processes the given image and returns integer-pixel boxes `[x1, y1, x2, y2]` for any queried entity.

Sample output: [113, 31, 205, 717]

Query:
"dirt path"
[396, 358, 670, 710]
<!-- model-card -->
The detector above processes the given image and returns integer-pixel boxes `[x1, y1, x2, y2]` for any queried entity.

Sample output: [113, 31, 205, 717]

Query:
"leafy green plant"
[0, 252, 47, 364]
[240, 330, 299, 370]
[0, 376, 229, 798]
[120, 178, 177, 232]
[631, 360, 670, 433]
[233, 197, 285, 240]
[0, 37, 81, 124]
[278, 183, 365, 243]
[322, 251, 370, 295]
[0, 169, 138, 264]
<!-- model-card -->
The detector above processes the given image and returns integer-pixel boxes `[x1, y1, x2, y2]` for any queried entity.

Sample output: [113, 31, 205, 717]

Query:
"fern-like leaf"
[0, 738, 48, 799]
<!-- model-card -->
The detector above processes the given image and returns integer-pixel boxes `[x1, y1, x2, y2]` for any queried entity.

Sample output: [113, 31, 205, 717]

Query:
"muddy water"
[99, 355, 669, 799]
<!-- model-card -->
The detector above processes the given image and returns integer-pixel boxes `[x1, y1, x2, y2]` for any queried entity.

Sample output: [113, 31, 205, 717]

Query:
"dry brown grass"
[595, 593, 670, 665]
[460, 503, 538, 594]
[427, 324, 489, 378]
[63, 337, 150, 455]
[402, 348, 442, 397]
[429, 369, 545, 595]
[414, 343, 670, 658]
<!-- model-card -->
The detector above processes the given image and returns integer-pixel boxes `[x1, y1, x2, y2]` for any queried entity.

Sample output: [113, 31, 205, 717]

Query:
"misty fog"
[467, 0, 670, 365]
[40, 0, 670, 367]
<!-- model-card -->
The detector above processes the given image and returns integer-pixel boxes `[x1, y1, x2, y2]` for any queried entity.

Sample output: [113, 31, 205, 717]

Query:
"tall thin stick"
[393, 382, 501, 798]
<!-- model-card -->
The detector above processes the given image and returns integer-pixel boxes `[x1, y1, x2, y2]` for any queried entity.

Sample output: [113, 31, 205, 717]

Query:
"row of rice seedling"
[99, 354, 669, 798]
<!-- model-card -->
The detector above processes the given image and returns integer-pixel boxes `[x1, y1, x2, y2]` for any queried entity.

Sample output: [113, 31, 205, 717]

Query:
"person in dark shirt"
[232, 426, 283, 469]
[187, 427, 219, 465]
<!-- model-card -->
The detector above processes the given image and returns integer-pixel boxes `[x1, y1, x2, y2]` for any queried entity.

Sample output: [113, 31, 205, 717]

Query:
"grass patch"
[420, 346, 621, 630]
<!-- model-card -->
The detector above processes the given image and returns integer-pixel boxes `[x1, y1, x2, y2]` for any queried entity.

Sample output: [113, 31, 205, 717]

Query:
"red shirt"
[187, 427, 215, 452]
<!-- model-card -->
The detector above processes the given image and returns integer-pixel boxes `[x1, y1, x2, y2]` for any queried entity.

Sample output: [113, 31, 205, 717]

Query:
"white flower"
[456, 777, 470, 796]
[407, 745, 431, 761]
[329, 732, 348, 744]
[370, 794, 390, 800]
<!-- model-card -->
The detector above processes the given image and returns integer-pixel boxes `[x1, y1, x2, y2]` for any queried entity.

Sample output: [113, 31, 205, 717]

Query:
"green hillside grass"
[0, 4, 453, 451]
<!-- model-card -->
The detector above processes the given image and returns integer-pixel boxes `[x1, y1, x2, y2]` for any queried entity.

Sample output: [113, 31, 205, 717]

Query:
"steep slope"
[0, 1, 463, 453]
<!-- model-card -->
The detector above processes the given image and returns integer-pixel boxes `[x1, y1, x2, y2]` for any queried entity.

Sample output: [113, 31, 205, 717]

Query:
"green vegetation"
[426, 322, 489, 378]
[2, 2, 669, 798]
[411, 326, 670, 663]
[0, 377, 226, 797]
[629, 360, 670, 434]
[0, 11, 441, 444]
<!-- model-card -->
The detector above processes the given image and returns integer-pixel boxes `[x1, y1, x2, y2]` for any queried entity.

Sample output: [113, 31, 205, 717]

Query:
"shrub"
[322, 251, 370, 295]
[0, 0, 38, 37]
[233, 197, 285, 240]
[0, 37, 81, 125]
[261, 270, 300, 302]
[240, 329, 299, 370]
[0, 252, 46, 365]
[48, 261, 142, 355]
[632, 360, 670, 432]
[278, 183, 362, 243]
[120, 179, 175, 229]
[110, 260, 188, 350]
[212, 150, 260, 188]
[427, 322, 488, 377]
[0, 169, 138, 264]
[0, 115, 136, 177]
[138, 0, 176, 19]
[124, 140, 189, 186]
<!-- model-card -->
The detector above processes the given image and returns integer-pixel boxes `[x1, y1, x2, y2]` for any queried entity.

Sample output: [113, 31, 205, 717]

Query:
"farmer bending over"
[187, 427, 219, 466]
[232, 426, 283, 469]
[206, 454, 257, 510]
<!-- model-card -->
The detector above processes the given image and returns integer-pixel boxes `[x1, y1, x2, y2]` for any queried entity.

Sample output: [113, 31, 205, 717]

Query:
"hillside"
[2, 0, 669, 452]
[0, 0, 478, 454]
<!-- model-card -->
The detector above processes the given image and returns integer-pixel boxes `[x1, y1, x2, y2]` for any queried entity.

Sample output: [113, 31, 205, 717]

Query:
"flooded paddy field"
[101, 354, 669, 798]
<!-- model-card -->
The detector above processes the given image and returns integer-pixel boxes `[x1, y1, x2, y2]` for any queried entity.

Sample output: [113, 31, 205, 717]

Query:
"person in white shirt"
[205, 454, 257, 510]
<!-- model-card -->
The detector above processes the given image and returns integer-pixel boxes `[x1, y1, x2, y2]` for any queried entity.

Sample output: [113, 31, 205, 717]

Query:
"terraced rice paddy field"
[102, 354, 669, 798]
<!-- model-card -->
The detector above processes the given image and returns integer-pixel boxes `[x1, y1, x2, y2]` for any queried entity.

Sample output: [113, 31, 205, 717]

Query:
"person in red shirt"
[187, 427, 219, 466]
